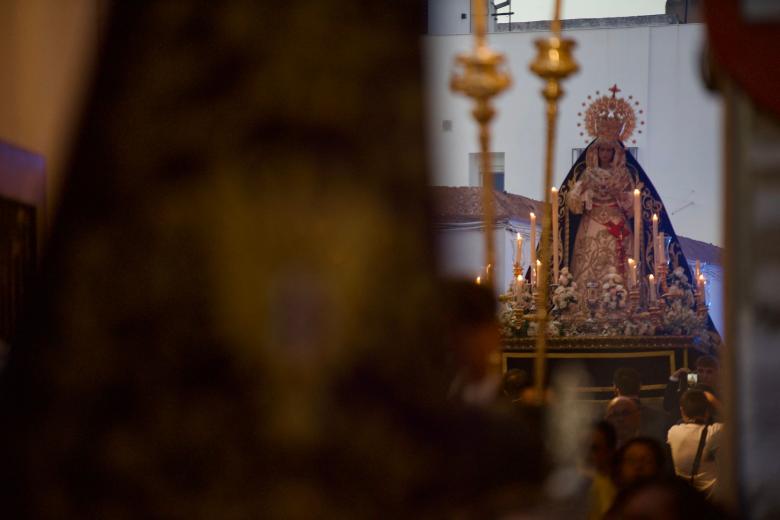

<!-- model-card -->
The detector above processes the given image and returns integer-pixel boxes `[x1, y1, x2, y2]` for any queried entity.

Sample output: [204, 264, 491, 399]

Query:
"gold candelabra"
[529, 0, 578, 397]
[451, 0, 511, 288]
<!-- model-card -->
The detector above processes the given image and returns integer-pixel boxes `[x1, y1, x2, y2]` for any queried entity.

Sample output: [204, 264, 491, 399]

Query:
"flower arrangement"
[600, 267, 627, 312]
[661, 298, 701, 336]
[665, 266, 695, 307]
[552, 267, 578, 313]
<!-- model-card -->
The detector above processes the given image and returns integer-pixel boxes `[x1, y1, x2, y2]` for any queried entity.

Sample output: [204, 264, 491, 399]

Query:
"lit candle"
[534, 259, 541, 288]
[633, 189, 641, 265]
[515, 274, 524, 303]
[698, 273, 706, 308]
[476, 275, 481, 285]
[552, 187, 559, 283]
[530, 212, 537, 271]
[516, 232, 523, 267]
[652, 213, 658, 268]
[628, 258, 636, 288]
[648, 274, 656, 303]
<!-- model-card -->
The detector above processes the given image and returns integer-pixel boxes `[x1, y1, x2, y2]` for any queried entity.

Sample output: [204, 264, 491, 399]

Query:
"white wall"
[428, 0, 472, 35]
[424, 23, 723, 247]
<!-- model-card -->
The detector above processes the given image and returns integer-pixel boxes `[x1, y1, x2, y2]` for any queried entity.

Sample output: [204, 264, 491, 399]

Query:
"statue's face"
[598, 145, 615, 167]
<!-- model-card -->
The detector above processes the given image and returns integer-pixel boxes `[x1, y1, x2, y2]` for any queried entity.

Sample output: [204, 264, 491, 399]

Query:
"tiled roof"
[431, 186, 722, 265]
[677, 236, 721, 266]
[431, 186, 542, 222]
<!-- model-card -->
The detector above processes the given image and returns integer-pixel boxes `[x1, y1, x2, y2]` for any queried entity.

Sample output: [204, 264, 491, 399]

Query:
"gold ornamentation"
[528, 0, 579, 398]
[450, 0, 511, 288]
[579, 85, 645, 144]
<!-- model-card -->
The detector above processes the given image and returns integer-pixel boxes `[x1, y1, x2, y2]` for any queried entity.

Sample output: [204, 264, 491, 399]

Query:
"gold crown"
[578, 85, 643, 143]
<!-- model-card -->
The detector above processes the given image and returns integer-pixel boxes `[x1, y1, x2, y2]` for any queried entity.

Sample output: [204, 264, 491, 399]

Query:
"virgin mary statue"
[556, 87, 694, 303]
[566, 137, 633, 291]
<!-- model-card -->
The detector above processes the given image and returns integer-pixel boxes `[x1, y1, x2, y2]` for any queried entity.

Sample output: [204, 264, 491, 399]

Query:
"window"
[469, 152, 505, 191]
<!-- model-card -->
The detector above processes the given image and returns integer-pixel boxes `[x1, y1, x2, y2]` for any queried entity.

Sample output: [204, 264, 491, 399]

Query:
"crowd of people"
[496, 357, 730, 518]
[584, 356, 727, 518]
[443, 279, 733, 517]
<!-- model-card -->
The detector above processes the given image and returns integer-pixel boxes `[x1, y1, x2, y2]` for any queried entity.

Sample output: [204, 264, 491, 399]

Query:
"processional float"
[452, 0, 720, 399]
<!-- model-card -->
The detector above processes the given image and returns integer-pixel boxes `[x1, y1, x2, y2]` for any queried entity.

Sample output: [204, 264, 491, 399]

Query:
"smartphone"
[687, 372, 698, 385]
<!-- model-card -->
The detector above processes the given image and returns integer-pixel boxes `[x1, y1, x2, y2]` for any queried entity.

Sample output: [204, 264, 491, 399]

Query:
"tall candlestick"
[551, 187, 559, 283]
[530, 212, 537, 271]
[516, 232, 523, 267]
[633, 189, 641, 266]
[652, 213, 658, 268]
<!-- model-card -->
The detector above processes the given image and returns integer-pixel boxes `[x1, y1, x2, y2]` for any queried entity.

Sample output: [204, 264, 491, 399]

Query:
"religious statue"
[566, 136, 634, 293]
[559, 85, 645, 304]
[499, 85, 720, 353]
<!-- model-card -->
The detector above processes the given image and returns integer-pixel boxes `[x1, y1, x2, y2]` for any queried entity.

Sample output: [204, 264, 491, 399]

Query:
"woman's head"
[598, 144, 615, 167]
[588, 420, 617, 474]
[585, 138, 625, 170]
[613, 437, 666, 489]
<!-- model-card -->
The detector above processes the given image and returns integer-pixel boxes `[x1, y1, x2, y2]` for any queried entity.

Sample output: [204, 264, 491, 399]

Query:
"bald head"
[606, 397, 641, 445]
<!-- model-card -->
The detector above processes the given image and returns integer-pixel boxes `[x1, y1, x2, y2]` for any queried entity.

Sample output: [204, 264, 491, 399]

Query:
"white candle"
[530, 212, 537, 271]
[652, 213, 658, 268]
[628, 258, 636, 288]
[535, 259, 541, 288]
[552, 187, 559, 283]
[698, 274, 706, 308]
[516, 232, 523, 267]
[633, 189, 641, 266]
[515, 274, 524, 303]
[648, 274, 656, 303]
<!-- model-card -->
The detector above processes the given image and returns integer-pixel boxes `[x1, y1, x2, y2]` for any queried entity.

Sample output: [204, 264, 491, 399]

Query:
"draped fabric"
[554, 138, 720, 344]
[558, 139, 683, 287]
[564, 139, 634, 293]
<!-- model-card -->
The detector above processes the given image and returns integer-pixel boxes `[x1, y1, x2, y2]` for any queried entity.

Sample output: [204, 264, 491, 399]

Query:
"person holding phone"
[663, 355, 721, 423]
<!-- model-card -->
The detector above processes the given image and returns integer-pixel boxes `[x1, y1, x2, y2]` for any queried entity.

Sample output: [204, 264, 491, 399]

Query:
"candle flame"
[530, 212, 536, 219]
[649, 274, 655, 281]
[628, 258, 635, 266]
[551, 186, 558, 193]
[517, 274, 523, 282]
[517, 232, 521, 240]
[634, 188, 640, 196]
[476, 276, 481, 285]
[652, 213, 658, 221]
[536, 259, 541, 266]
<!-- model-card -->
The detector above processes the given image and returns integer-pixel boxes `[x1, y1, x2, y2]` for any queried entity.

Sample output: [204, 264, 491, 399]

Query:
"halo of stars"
[577, 84, 645, 145]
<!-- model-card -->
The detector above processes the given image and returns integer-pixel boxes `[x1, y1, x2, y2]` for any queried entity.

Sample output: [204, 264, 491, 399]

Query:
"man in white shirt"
[667, 389, 722, 496]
